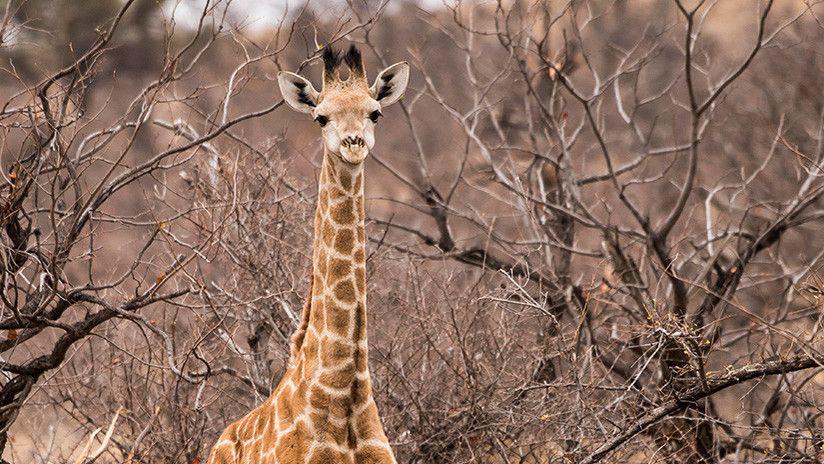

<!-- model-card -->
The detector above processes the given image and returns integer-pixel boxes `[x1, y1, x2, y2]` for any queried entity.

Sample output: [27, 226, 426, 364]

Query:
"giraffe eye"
[315, 115, 329, 127]
[369, 110, 382, 123]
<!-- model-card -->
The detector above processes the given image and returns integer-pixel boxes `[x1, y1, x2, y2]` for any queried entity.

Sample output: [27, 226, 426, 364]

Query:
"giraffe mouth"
[338, 144, 368, 164]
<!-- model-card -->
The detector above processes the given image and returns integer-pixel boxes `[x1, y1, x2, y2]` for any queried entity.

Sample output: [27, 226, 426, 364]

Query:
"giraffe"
[207, 45, 409, 464]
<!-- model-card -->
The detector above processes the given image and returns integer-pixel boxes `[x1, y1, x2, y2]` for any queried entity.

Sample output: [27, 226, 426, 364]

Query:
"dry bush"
[0, 1, 823, 463]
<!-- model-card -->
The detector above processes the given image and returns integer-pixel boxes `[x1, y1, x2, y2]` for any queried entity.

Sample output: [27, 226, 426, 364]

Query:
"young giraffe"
[207, 45, 409, 464]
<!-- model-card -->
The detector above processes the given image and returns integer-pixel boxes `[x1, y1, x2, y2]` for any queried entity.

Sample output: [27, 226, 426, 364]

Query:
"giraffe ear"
[371, 62, 409, 107]
[278, 71, 319, 114]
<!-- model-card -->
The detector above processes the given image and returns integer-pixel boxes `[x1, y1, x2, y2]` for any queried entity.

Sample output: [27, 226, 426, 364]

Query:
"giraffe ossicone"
[207, 45, 409, 464]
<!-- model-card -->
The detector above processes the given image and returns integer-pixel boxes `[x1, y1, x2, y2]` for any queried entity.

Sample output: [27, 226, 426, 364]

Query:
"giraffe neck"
[304, 149, 369, 383]
[208, 136, 395, 464]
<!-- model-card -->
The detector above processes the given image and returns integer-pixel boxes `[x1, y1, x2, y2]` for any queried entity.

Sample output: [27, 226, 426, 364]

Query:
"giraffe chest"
[261, 368, 395, 464]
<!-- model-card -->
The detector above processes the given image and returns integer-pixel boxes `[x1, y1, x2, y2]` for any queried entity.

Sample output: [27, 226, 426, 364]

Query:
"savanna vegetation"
[0, 0, 823, 462]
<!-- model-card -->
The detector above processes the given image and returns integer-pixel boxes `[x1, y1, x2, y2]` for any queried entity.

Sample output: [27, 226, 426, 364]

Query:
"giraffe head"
[278, 45, 409, 164]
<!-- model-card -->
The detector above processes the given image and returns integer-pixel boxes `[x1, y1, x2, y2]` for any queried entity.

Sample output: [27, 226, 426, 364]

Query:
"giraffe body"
[207, 45, 409, 464]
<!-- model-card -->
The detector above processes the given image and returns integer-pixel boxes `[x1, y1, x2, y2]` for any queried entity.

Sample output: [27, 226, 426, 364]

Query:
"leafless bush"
[0, 0, 823, 463]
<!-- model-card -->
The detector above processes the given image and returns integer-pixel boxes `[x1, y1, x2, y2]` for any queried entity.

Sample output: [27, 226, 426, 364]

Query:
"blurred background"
[0, 0, 823, 462]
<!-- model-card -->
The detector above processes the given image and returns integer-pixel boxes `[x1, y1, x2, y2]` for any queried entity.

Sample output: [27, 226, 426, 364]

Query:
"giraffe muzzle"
[338, 136, 368, 164]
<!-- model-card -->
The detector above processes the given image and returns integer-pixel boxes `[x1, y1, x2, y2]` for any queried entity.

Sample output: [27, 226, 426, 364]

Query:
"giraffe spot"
[331, 197, 355, 224]
[354, 349, 368, 373]
[353, 444, 394, 464]
[353, 303, 367, 344]
[315, 414, 349, 445]
[355, 196, 364, 219]
[262, 413, 278, 444]
[316, 254, 330, 277]
[334, 229, 355, 254]
[302, 331, 319, 359]
[357, 227, 365, 243]
[309, 300, 325, 328]
[328, 258, 351, 280]
[312, 278, 325, 297]
[334, 279, 357, 303]
[320, 339, 353, 369]
[208, 444, 236, 463]
[254, 407, 271, 435]
[309, 384, 331, 411]
[318, 367, 354, 391]
[325, 302, 350, 337]
[352, 379, 372, 406]
[353, 173, 362, 191]
[354, 249, 365, 263]
[355, 267, 365, 294]
[303, 355, 319, 380]
[276, 390, 294, 429]
[339, 171, 352, 190]
[306, 446, 347, 464]
[289, 327, 308, 360]
[354, 401, 385, 441]
[310, 384, 350, 418]
[292, 380, 309, 412]
[326, 157, 338, 177]
[275, 420, 310, 463]
[322, 223, 336, 247]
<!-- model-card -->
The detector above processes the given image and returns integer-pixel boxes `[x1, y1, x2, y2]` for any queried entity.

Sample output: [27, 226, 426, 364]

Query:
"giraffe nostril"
[341, 136, 365, 151]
